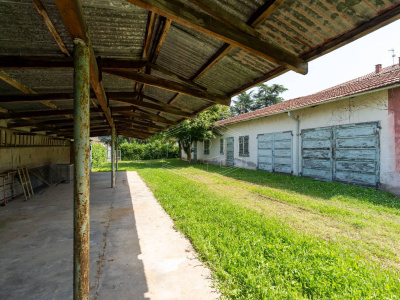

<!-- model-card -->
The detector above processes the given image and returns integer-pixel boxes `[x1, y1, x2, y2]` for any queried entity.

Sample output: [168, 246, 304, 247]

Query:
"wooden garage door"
[301, 122, 380, 187]
[333, 122, 380, 187]
[257, 131, 293, 174]
[301, 126, 333, 181]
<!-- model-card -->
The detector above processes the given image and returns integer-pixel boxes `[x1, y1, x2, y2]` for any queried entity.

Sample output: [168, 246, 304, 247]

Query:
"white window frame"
[239, 136, 249, 157]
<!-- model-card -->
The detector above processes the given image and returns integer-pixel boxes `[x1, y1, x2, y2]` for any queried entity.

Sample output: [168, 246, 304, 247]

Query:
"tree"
[230, 91, 254, 116]
[168, 105, 230, 162]
[252, 84, 287, 110]
[230, 84, 287, 116]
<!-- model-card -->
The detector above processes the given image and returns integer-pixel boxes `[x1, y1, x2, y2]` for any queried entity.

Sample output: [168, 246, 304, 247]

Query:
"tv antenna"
[388, 49, 395, 65]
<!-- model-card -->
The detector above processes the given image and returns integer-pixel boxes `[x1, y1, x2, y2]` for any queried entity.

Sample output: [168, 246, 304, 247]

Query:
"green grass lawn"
[95, 159, 400, 299]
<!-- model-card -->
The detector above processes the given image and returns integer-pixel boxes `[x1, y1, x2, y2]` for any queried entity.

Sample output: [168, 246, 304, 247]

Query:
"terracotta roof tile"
[216, 64, 400, 127]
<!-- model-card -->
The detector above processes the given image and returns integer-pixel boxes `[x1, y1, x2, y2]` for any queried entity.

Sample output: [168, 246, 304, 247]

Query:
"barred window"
[239, 136, 249, 156]
[220, 138, 224, 154]
[204, 139, 210, 155]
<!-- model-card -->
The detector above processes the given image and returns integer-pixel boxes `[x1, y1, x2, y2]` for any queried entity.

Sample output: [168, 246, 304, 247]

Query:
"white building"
[183, 63, 400, 195]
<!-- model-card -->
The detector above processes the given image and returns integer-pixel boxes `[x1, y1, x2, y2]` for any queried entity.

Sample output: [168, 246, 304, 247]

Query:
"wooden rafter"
[142, 11, 156, 60]
[126, 0, 307, 74]
[0, 71, 72, 119]
[105, 69, 230, 105]
[113, 116, 166, 130]
[54, 0, 114, 127]
[8, 116, 107, 129]
[110, 99, 193, 118]
[229, 1, 400, 97]
[0, 108, 102, 120]
[166, 0, 285, 106]
[114, 110, 177, 125]
[32, 0, 70, 56]
[0, 56, 147, 70]
[138, 17, 172, 99]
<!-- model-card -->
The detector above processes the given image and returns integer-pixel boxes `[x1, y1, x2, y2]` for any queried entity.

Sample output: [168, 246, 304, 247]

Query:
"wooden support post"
[72, 38, 90, 300]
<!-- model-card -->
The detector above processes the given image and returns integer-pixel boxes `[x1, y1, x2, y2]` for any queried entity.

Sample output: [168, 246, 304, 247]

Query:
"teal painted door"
[301, 122, 380, 187]
[226, 137, 234, 166]
[258, 131, 293, 174]
[192, 142, 197, 162]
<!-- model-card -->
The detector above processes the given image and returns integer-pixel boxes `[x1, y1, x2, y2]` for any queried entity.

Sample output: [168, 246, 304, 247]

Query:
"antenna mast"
[388, 49, 396, 65]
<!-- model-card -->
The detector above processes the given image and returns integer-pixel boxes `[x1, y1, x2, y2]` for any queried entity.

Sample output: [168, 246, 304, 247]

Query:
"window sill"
[239, 154, 249, 157]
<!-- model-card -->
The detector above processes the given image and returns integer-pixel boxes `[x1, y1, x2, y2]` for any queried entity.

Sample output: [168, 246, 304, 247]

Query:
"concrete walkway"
[0, 171, 219, 299]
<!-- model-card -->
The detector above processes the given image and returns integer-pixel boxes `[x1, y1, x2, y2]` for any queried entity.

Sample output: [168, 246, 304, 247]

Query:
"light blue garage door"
[257, 131, 293, 174]
[301, 122, 380, 187]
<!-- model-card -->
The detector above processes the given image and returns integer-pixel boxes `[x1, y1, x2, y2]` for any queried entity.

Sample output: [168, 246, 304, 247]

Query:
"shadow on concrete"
[0, 170, 149, 300]
[89, 171, 149, 300]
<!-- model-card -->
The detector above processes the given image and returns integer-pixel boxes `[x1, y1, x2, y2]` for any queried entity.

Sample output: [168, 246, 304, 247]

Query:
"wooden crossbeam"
[188, 0, 263, 39]
[126, 0, 307, 74]
[0, 56, 147, 70]
[166, 0, 285, 106]
[142, 11, 156, 60]
[32, 0, 70, 56]
[105, 69, 230, 105]
[8, 116, 106, 128]
[0, 108, 102, 120]
[113, 116, 166, 130]
[0, 56, 204, 90]
[114, 110, 177, 125]
[191, 0, 285, 82]
[110, 100, 193, 118]
[55, 0, 114, 127]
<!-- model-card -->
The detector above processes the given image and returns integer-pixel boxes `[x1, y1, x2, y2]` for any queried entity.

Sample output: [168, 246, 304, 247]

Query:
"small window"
[220, 138, 224, 154]
[204, 139, 210, 155]
[239, 136, 249, 157]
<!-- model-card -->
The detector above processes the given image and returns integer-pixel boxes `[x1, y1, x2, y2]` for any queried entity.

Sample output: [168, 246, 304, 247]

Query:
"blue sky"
[248, 19, 400, 101]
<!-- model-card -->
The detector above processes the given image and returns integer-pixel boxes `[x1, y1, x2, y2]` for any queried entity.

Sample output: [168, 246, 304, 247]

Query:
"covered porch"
[0, 171, 218, 299]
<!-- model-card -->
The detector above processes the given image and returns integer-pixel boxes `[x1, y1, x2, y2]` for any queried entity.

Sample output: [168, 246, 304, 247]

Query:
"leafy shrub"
[119, 140, 179, 160]
[91, 143, 107, 167]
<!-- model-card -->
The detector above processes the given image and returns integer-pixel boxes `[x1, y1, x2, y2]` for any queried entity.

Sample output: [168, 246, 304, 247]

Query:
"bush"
[91, 143, 107, 167]
[119, 140, 179, 160]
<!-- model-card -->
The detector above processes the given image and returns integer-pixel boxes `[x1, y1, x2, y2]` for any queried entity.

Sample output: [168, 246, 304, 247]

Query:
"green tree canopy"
[167, 105, 230, 162]
[230, 84, 287, 116]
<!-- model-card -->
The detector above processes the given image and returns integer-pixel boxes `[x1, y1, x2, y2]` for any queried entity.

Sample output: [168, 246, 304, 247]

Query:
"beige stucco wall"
[192, 89, 400, 194]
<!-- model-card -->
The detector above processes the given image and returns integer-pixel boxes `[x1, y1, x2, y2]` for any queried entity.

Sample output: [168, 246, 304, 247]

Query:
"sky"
[247, 19, 400, 101]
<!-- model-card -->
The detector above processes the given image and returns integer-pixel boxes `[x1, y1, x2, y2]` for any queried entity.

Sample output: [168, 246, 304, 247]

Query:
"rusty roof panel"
[82, 0, 148, 59]
[155, 23, 224, 79]
[144, 85, 176, 104]
[171, 95, 209, 112]
[0, 0, 66, 56]
[0, 69, 73, 93]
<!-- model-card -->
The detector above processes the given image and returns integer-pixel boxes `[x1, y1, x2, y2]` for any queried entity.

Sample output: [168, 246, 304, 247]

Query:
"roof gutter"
[217, 83, 400, 128]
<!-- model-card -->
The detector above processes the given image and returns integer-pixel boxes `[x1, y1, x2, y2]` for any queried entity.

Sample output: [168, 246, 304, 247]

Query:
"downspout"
[288, 112, 300, 176]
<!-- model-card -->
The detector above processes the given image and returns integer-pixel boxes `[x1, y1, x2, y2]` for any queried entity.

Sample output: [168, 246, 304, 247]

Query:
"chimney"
[375, 64, 382, 73]
[398, 57, 400, 66]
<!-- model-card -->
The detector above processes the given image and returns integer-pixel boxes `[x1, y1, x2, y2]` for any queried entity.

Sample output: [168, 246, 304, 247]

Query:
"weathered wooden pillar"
[73, 38, 90, 300]
[111, 127, 115, 188]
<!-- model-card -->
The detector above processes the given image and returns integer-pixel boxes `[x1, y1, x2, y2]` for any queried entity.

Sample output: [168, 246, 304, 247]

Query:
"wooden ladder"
[17, 167, 34, 201]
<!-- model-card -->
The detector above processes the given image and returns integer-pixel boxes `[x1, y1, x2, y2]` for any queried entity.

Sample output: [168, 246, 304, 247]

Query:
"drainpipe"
[73, 38, 90, 300]
[288, 112, 300, 176]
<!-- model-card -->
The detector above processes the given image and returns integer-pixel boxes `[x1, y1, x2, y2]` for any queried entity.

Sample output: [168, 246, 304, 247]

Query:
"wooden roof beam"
[113, 116, 166, 130]
[0, 108, 102, 120]
[8, 116, 106, 129]
[32, 0, 70, 56]
[126, 0, 307, 74]
[105, 69, 230, 105]
[54, 0, 114, 127]
[110, 99, 194, 118]
[113, 110, 178, 126]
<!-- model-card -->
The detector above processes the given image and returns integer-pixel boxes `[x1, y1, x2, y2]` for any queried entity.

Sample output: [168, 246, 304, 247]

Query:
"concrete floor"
[0, 171, 219, 299]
